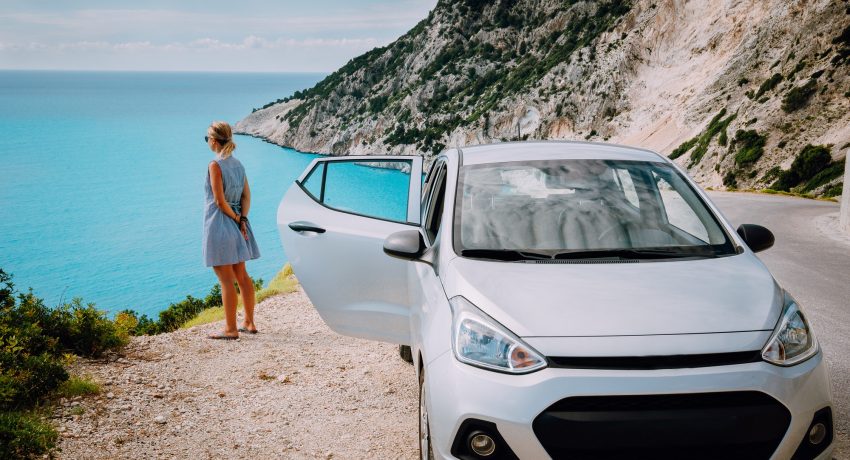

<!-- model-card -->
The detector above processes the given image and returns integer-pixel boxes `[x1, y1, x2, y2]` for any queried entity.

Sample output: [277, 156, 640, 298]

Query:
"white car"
[278, 142, 833, 460]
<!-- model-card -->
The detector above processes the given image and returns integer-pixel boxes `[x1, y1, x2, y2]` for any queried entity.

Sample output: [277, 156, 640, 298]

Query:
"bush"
[0, 411, 57, 459]
[124, 277, 264, 335]
[754, 73, 783, 99]
[723, 171, 738, 188]
[781, 79, 817, 112]
[1, 276, 69, 409]
[0, 269, 128, 458]
[801, 158, 845, 192]
[733, 130, 767, 165]
[770, 144, 833, 191]
[824, 183, 843, 197]
[47, 299, 128, 357]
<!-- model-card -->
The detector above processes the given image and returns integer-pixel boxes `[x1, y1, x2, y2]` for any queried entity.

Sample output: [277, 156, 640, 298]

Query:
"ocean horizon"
[0, 70, 328, 316]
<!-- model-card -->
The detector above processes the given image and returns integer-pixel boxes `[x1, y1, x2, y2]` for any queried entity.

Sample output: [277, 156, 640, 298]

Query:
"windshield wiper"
[553, 247, 720, 260]
[460, 249, 553, 261]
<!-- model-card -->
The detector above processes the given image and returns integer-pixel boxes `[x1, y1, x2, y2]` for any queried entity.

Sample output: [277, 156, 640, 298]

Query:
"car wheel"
[419, 369, 435, 460]
[399, 345, 413, 364]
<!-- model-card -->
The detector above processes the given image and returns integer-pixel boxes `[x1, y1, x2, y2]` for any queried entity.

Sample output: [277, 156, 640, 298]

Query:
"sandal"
[207, 331, 239, 340]
[238, 327, 259, 334]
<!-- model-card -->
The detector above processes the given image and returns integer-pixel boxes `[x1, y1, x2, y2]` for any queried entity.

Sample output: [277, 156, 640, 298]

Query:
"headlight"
[762, 294, 818, 366]
[450, 296, 547, 374]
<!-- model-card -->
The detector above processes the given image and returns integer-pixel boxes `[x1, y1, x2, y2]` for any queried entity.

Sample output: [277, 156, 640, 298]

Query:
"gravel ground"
[55, 288, 418, 459]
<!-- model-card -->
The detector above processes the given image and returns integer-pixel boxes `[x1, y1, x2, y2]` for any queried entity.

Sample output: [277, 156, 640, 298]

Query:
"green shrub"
[723, 171, 738, 188]
[770, 144, 833, 191]
[754, 73, 783, 99]
[670, 108, 737, 166]
[0, 274, 69, 409]
[124, 278, 263, 335]
[781, 79, 817, 112]
[0, 411, 57, 459]
[824, 183, 843, 197]
[669, 137, 698, 159]
[801, 158, 845, 192]
[733, 130, 767, 165]
[47, 299, 127, 357]
[761, 166, 782, 183]
[57, 376, 100, 398]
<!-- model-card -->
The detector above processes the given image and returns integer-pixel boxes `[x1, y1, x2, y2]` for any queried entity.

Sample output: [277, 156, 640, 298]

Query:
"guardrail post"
[841, 149, 850, 233]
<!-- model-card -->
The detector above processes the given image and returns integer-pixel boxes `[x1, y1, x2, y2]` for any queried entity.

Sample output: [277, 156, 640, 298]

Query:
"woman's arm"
[240, 176, 251, 218]
[209, 162, 240, 222]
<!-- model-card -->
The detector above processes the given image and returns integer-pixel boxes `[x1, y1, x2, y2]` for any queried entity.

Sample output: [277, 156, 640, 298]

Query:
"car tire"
[399, 345, 413, 364]
[419, 369, 435, 460]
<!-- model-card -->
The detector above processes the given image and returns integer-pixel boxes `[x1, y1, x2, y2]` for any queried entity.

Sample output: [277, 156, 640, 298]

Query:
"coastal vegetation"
[0, 269, 127, 458]
[120, 276, 264, 335]
[0, 264, 292, 457]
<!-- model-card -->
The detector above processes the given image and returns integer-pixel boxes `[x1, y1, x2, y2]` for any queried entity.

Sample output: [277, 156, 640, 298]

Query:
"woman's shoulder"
[225, 156, 245, 171]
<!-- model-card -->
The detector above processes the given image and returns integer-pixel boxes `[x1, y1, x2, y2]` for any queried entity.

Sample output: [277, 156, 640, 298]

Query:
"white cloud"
[2, 36, 380, 52]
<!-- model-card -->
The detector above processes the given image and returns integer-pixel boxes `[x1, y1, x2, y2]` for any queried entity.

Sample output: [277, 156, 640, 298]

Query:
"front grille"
[523, 258, 640, 264]
[548, 350, 763, 370]
[533, 392, 791, 460]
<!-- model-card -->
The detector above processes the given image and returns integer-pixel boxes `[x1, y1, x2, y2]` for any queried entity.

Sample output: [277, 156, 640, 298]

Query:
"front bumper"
[426, 350, 833, 460]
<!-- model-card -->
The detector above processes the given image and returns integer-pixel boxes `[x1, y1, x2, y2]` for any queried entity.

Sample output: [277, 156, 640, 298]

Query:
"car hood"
[442, 254, 783, 338]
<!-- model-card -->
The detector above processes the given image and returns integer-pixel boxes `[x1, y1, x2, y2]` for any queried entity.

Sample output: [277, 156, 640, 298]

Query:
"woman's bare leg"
[212, 265, 239, 337]
[233, 262, 256, 331]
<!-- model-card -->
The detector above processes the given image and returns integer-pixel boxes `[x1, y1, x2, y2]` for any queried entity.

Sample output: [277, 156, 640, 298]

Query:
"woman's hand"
[240, 221, 249, 241]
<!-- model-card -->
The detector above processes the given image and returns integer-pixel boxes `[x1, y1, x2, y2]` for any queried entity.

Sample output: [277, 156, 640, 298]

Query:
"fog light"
[809, 422, 827, 445]
[468, 431, 496, 457]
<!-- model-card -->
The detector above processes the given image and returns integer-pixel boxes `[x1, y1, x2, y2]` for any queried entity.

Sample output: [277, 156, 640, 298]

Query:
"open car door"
[278, 156, 423, 344]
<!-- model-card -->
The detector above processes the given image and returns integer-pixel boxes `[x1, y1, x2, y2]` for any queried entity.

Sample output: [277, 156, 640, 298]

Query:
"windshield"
[453, 159, 736, 260]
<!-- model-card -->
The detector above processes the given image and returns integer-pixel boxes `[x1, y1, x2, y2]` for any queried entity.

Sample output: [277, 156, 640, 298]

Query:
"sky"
[0, 0, 438, 72]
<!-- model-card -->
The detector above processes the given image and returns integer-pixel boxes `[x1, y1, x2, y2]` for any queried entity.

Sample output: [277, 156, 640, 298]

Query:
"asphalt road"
[709, 191, 849, 458]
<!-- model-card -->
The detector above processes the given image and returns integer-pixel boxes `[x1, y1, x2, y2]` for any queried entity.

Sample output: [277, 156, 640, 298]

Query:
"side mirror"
[383, 230, 426, 260]
[736, 224, 775, 253]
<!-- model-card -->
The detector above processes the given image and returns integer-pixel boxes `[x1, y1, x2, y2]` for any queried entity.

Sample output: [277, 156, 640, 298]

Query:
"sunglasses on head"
[206, 135, 229, 144]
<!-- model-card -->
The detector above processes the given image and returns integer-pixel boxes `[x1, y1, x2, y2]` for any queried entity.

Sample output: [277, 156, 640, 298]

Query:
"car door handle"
[288, 222, 326, 234]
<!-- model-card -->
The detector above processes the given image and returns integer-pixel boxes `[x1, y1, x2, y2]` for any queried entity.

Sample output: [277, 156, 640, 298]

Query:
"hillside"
[236, 0, 850, 195]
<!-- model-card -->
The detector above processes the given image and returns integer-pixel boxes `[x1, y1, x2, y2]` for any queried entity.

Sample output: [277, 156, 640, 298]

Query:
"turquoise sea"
[0, 71, 407, 316]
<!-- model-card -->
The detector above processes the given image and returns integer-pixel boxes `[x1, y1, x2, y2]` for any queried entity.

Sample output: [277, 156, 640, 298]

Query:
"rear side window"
[301, 162, 325, 200]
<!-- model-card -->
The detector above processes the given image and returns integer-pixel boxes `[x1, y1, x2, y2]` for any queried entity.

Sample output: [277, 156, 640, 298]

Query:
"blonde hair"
[209, 121, 236, 158]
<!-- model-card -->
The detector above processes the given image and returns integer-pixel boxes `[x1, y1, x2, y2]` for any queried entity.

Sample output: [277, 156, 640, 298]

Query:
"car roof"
[447, 141, 667, 166]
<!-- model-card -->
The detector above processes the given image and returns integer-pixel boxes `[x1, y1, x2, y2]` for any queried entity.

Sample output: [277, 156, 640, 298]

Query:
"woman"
[203, 121, 261, 340]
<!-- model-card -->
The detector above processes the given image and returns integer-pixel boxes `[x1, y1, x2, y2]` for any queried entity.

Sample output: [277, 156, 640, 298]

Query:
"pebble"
[54, 291, 418, 459]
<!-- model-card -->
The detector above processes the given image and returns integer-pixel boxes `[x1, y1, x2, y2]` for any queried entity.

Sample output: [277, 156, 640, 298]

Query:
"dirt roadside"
[55, 288, 418, 459]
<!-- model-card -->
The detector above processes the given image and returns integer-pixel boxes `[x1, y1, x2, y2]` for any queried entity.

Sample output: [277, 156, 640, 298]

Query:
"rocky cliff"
[236, 0, 850, 195]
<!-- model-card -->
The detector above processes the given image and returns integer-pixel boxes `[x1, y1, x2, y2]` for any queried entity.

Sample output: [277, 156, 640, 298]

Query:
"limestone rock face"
[236, 0, 850, 195]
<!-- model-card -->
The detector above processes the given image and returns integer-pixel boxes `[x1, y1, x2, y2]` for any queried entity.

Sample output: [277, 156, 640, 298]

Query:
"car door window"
[300, 162, 325, 201]
[298, 159, 414, 224]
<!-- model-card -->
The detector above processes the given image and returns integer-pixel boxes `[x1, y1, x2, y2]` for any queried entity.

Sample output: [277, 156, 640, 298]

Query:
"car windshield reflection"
[454, 159, 736, 260]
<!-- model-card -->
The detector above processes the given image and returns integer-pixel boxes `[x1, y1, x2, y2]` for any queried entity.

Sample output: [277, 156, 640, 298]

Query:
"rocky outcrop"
[236, 0, 850, 195]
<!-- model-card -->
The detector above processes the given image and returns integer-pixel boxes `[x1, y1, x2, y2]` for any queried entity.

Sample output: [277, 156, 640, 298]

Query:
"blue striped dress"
[202, 155, 261, 267]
